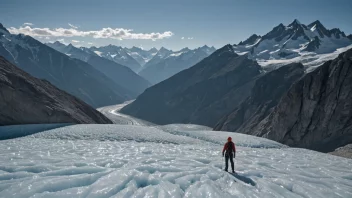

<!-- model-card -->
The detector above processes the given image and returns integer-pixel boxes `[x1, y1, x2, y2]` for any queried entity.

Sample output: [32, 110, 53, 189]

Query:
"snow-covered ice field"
[1, 123, 352, 198]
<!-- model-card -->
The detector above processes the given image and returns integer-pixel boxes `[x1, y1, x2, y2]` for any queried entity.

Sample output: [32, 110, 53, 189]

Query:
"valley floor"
[0, 103, 351, 198]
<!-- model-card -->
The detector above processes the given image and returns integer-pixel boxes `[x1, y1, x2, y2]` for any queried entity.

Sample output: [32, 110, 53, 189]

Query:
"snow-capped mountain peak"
[288, 19, 302, 27]
[238, 34, 261, 46]
[233, 20, 352, 70]
[123, 46, 160, 67]
[88, 45, 142, 72]
[156, 47, 172, 58]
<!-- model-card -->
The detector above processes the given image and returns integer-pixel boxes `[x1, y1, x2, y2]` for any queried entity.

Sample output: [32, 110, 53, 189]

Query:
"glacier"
[0, 105, 351, 197]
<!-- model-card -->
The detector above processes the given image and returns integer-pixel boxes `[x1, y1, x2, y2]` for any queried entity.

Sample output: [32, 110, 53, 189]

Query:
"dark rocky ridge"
[0, 25, 132, 108]
[214, 63, 305, 132]
[245, 48, 352, 152]
[0, 56, 112, 125]
[121, 45, 262, 126]
[305, 36, 321, 52]
[238, 34, 261, 45]
[347, 34, 352, 40]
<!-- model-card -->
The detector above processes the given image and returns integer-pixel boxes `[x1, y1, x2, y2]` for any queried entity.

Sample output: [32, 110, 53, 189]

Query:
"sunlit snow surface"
[1, 124, 352, 198]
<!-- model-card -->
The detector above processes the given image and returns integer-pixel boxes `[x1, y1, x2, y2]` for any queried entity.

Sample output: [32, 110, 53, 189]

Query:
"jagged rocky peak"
[130, 46, 141, 50]
[181, 47, 190, 51]
[158, 47, 170, 52]
[148, 47, 158, 53]
[348, 34, 352, 40]
[308, 20, 330, 38]
[0, 23, 10, 34]
[67, 43, 75, 49]
[330, 28, 346, 39]
[261, 23, 286, 41]
[238, 34, 261, 45]
[53, 41, 66, 46]
[305, 36, 321, 52]
[213, 44, 235, 56]
[288, 19, 303, 27]
[99, 44, 122, 51]
[308, 20, 325, 29]
[156, 47, 172, 56]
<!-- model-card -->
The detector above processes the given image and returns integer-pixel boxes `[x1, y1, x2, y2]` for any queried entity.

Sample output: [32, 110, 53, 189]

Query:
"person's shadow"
[229, 172, 256, 186]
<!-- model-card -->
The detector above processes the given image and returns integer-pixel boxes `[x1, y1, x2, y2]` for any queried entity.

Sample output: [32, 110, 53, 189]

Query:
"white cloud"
[87, 42, 93, 45]
[181, 37, 185, 40]
[71, 40, 80, 43]
[9, 25, 174, 41]
[188, 37, 194, 40]
[45, 36, 50, 40]
[23, 23, 34, 26]
[68, 23, 78, 29]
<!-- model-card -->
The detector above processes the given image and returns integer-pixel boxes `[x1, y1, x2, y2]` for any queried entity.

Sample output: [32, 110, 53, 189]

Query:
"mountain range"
[121, 45, 261, 126]
[0, 23, 135, 108]
[139, 45, 216, 84]
[84, 44, 216, 85]
[234, 19, 352, 70]
[46, 42, 150, 96]
[124, 46, 158, 67]
[1, 19, 352, 155]
[121, 20, 352, 153]
[215, 48, 352, 153]
[89, 45, 143, 72]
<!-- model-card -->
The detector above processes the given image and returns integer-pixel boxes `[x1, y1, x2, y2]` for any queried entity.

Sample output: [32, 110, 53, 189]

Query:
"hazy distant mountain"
[90, 45, 142, 72]
[124, 46, 158, 67]
[0, 56, 112, 125]
[47, 42, 150, 96]
[0, 23, 131, 108]
[234, 19, 352, 70]
[121, 45, 261, 126]
[139, 45, 216, 84]
[142, 47, 173, 69]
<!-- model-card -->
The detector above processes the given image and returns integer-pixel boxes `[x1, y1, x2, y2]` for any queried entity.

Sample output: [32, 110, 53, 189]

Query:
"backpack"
[226, 142, 234, 154]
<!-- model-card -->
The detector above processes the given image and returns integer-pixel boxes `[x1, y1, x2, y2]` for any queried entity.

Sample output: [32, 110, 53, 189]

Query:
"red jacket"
[222, 141, 236, 154]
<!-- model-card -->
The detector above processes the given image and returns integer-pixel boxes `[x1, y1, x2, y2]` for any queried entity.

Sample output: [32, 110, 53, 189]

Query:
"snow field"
[0, 124, 351, 197]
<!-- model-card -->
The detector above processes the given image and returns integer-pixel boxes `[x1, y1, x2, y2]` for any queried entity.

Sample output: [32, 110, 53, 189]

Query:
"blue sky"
[1, 0, 351, 50]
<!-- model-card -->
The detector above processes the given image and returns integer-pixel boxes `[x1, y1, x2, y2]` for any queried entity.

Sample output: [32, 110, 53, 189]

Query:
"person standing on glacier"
[222, 137, 236, 173]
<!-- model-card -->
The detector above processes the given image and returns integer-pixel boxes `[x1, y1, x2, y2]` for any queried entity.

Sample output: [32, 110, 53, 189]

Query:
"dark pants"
[225, 153, 234, 171]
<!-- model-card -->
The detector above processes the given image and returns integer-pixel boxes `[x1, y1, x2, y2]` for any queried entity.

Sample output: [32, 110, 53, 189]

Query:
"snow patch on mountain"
[257, 44, 352, 71]
[93, 51, 102, 57]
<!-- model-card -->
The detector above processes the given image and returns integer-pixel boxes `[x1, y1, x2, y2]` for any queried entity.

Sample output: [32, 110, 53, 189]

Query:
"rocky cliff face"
[121, 45, 262, 126]
[250, 49, 352, 152]
[214, 63, 305, 132]
[0, 56, 112, 125]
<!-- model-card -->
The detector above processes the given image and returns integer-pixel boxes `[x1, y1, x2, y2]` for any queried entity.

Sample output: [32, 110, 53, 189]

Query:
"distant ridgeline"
[122, 20, 352, 153]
